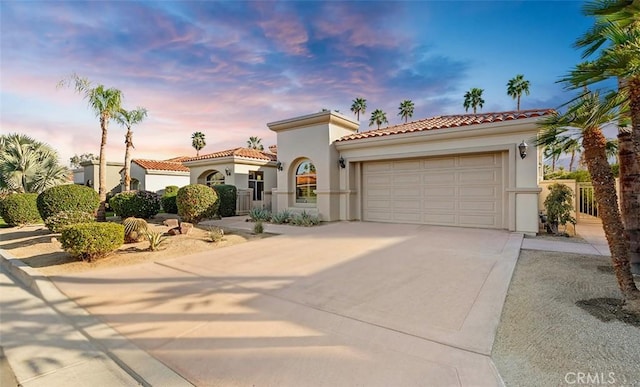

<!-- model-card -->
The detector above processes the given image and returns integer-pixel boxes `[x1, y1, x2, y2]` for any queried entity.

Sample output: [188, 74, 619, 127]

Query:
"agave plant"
[145, 231, 167, 251]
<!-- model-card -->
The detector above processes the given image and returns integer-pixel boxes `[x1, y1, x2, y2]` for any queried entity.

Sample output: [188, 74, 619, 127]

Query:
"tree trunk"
[517, 96, 520, 111]
[97, 115, 109, 221]
[583, 126, 640, 311]
[124, 128, 133, 191]
[621, 77, 640, 275]
[569, 150, 576, 172]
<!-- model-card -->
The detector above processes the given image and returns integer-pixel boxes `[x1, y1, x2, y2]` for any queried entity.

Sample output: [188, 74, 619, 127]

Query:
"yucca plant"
[145, 231, 166, 251]
[248, 207, 271, 222]
[207, 226, 225, 243]
[253, 220, 264, 234]
[271, 210, 291, 224]
[123, 217, 148, 243]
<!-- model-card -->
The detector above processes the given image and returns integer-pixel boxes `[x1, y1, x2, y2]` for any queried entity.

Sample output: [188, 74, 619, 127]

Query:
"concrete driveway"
[51, 222, 522, 386]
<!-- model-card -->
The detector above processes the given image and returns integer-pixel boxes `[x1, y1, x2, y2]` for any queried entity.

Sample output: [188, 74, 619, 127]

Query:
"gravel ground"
[493, 249, 640, 387]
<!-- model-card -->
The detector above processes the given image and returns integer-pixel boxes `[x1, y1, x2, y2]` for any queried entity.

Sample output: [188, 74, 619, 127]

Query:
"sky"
[0, 1, 603, 167]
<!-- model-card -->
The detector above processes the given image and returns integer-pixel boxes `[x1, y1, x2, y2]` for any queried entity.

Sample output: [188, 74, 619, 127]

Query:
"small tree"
[544, 184, 576, 235]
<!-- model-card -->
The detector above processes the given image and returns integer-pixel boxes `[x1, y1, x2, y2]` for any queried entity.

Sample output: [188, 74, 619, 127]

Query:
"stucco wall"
[79, 161, 123, 194]
[144, 173, 190, 193]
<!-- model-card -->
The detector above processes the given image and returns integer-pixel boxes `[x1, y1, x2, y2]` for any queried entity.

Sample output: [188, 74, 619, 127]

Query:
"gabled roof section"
[337, 109, 555, 142]
[164, 156, 191, 162]
[132, 159, 189, 172]
[183, 147, 277, 162]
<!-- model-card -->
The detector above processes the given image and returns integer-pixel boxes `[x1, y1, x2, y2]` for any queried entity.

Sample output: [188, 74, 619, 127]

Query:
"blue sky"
[0, 1, 598, 165]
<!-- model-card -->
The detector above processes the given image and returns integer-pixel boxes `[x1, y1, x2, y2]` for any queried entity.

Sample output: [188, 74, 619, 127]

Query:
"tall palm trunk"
[124, 129, 133, 191]
[517, 96, 521, 111]
[583, 126, 640, 310]
[569, 150, 576, 172]
[620, 77, 640, 274]
[97, 115, 109, 221]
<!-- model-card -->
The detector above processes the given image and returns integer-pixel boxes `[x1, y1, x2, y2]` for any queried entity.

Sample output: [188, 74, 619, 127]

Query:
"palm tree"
[350, 97, 367, 120]
[369, 109, 388, 129]
[246, 136, 264, 150]
[191, 132, 206, 156]
[59, 74, 122, 221]
[115, 107, 148, 191]
[398, 100, 414, 123]
[563, 138, 582, 171]
[463, 88, 485, 113]
[537, 91, 640, 311]
[506, 74, 531, 111]
[0, 133, 69, 194]
[567, 1, 640, 274]
[543, 143, 563, 172]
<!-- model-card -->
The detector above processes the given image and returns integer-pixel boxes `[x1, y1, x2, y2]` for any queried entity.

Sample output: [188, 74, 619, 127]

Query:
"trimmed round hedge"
[37, 184, 99, 222]
[109, 190, 161, 219]
[60, 222, 124, 261]
[44, 210, 95, 233]
[161, 185, 180, 214]
[213, 184, 237, 217]
[0, 193, 41, 226]
[177, 184, 219, 223]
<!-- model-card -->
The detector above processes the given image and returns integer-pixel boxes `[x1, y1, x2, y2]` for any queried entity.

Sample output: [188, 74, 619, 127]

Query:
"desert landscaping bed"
[0, 218, 267, 276]
[493, 249, 640, 386]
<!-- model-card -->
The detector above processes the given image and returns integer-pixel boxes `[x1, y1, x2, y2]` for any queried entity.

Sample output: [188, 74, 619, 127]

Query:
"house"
[267, 109, 553, 234]
[122, 158, 190, 193]
[77, 160, 124, 195]
[182, 148, 278, 208]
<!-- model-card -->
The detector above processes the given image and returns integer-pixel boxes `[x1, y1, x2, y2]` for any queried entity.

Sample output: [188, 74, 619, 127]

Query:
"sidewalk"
[521, 222, 611, 256]
[0, 251, 192, 387]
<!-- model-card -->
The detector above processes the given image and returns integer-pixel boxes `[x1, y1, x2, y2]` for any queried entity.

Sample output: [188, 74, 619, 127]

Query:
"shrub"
[44, 211, 95, 233]
[207, 226, 225, 242]
[271, 210, 291, 224]
[162, 186, 179, 214]
[290, 211, 320, 227]
[60, 222, 124, 261]
[253, 220, 264, 234]
[213, 184, 237, 217]
[122, 217, 149, 243]
[544, 183, 576, 235]
[176, 184, 219, 223]
[0, 193, 41, 226]
[37, 184, 99, 222]
[248, 207, 271, 222]
[109, 190, 161, 219]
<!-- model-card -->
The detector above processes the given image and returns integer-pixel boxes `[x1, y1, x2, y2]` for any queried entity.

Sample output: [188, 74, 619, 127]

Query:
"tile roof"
[268, 145, 277, 154]
[132, 159, 190, 172]
[164, 156, 191, 162]
[183, 147, 278, 162]
[337, 109, 555, 142]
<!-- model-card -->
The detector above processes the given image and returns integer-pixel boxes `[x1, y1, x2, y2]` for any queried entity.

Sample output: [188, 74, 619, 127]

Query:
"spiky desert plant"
[145, 231, 167, 251]
[122, 217, 148, 243]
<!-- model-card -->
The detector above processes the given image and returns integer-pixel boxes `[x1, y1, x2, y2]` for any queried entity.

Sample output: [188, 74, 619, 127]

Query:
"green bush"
[0, 193, 41, 226]
[544, 183, 576, 235]
[248, 207, 271, 222]
[37, 184, 99, 222]
[161, 186, 179, 214]
[176, 184, 219, 223]
[109, 190, 161, 219]
[60, 222, 124, 261]
[44, 210, 95, 233]
[213, 184, 237, 217]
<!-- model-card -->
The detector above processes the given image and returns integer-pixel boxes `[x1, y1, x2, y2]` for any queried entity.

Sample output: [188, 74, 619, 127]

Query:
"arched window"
[205, 170, 225, 186]
[295, 160, 317, 204]
[130, 178, 140, 190]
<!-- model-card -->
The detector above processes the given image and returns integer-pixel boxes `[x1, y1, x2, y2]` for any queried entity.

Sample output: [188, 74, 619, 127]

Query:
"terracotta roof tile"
[133, 159, 189, 172]
[337, 109, 555, 142]
[164, 156, 191, 162]
[184, 147, 277, 162]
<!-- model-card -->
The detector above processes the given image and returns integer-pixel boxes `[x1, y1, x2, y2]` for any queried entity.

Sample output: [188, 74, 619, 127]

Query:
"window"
[205, 170, 225, 186]
[295, 160, 317, 204]
[130, 179, 140, 190]
[248, 170, 264, 201]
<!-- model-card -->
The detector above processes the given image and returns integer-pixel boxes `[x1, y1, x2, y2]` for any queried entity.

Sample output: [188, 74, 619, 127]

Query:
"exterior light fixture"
[518, 140, 528, 159]
[338, 156, 346, 169]
[276, 160, 283, 171]
[225, 167, 231, 176]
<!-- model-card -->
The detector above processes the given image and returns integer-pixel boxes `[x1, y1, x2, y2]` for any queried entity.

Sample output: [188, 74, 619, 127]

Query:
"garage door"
[362, 153, 504, 228]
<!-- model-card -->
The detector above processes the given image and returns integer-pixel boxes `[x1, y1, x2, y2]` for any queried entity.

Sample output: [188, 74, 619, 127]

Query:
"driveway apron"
[51, 222, 521, 386]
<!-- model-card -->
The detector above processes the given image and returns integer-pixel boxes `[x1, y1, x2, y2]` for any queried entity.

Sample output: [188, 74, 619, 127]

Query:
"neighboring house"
[267, 109, 554, 234]
[121, 158, 190, 193]
[72, 168, 84, 185]
[78, 160, 124, 195]
[183, 148, 278, 207]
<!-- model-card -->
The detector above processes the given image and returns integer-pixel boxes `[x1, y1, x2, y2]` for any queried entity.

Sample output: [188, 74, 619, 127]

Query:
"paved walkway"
[0, 218, 612, 387]
[521, 222, 610, 256]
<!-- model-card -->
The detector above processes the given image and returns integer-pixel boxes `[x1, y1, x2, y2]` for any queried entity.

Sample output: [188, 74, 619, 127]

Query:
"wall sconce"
[338, 156, 346, 169]
[276, 160, 283, 171]
[225, 167, 231, 176]
[518, 140, 528, 159]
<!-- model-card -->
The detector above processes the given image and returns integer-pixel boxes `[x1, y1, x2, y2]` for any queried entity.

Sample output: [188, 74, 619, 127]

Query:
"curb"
[0, 248, 193, 387]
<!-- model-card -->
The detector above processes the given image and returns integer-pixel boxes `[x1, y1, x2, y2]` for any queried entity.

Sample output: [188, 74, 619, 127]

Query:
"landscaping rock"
[180, 222, 193, 235]
[163, 219, 180, 228]
[167, 228, 181, 236]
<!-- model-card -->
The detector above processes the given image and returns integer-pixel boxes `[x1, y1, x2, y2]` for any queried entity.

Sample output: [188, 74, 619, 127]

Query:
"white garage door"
[362, 153, 504, 228]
